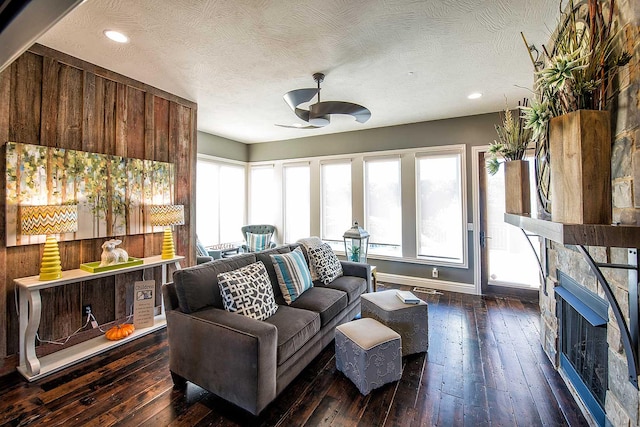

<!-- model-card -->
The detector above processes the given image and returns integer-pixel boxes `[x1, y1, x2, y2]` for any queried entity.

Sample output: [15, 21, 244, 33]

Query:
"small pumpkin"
[105, 323, 135, 341]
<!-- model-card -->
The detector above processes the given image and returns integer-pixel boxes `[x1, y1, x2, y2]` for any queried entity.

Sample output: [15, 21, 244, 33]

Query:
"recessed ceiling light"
[467, 92, 482, 100]
[104, 30, 129, 43]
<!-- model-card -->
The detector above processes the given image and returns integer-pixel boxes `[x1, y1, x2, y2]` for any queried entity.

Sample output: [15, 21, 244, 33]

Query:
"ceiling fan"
[277, 73, 371, 129]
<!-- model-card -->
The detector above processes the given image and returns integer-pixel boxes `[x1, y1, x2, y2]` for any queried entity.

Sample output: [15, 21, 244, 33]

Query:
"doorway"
[472, 146, 542, 294]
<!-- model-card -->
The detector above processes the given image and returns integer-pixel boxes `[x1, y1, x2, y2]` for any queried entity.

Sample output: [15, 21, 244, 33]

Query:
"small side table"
[370, 265, 378, 292]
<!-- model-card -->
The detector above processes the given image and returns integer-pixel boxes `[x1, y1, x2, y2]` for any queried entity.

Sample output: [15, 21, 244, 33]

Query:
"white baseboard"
[376, 272, 477, 295]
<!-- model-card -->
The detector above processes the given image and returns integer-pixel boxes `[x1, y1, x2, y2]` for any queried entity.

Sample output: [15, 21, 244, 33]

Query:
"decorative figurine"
[99, 239, 129, 267]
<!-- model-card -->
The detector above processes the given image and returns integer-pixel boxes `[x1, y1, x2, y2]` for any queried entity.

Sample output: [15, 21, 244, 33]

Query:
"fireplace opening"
[556, 271, 609, 427]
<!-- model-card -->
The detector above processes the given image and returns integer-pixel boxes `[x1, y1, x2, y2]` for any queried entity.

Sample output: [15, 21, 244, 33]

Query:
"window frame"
[414, 145, 468, 267]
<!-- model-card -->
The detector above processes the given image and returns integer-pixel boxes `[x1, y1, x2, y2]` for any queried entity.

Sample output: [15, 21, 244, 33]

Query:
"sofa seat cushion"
[320, 275, 367, 304]
[264, 305, 320, 365]
[290, 286, 347, 327]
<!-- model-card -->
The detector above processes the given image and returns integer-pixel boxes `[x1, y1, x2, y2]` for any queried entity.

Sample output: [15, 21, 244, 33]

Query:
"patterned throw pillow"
[308, 243, 343, 285]
[247, 232, 272, 252]
[270, 247, 313, 304]
[296, 237, 323, 281]
[217, 261, 278, 320]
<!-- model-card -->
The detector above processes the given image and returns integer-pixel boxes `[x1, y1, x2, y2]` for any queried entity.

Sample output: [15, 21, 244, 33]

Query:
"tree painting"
[5, 142, 175, 247]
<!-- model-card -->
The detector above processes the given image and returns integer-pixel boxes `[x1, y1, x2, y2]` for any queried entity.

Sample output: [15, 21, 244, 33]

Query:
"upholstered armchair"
[240, 224, 277, 252]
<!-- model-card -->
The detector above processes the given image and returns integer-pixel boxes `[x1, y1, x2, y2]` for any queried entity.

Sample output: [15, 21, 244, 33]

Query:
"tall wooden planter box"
[505, 160, 531, 215]
[549, 110, 611, 224]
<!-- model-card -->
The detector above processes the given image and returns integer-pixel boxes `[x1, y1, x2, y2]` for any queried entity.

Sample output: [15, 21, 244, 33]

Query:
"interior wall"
[0, 44, 197, 360]
[197, 131, 248, 162]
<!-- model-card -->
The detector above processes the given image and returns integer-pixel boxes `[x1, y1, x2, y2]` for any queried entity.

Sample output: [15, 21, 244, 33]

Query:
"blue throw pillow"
[247, 232, 272, 252]
[270, 247, 313, 304]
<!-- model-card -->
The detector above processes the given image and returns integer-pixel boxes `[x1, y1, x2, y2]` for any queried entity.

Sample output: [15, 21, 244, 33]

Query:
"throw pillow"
[270, 247, 313, 304]
[308, 243, 343, 285]
[247, 232, 272, 252]
[195, 238, 209, 257]
[296, 236, 323, 281]
[217, 261, 278, 321]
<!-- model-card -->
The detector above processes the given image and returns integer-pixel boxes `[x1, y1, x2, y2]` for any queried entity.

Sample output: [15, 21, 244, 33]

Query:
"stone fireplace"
[535, 2, 640, 426]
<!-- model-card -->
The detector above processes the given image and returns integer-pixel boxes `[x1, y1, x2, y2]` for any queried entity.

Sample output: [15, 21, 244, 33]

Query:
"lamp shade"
[149, 205, 185, 227]
[21, 205, 78, 236]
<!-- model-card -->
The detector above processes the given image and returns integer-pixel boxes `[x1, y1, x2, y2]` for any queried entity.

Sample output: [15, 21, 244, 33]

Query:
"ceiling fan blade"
[274, 124, 322, 129]
[311, 101, 371, 123]
[283, 88, 319, 111]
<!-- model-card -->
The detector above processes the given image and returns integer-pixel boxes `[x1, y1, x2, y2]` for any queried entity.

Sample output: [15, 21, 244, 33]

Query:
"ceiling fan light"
[309, 115, 330, 127]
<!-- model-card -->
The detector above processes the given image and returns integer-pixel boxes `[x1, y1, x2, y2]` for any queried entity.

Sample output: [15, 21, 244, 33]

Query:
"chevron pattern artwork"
[217, 261, 278, 321]
[21, 205, 78, 236]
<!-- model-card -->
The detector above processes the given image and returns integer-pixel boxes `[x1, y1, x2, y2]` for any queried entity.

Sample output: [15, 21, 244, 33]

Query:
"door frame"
[471, 145, 489, 296]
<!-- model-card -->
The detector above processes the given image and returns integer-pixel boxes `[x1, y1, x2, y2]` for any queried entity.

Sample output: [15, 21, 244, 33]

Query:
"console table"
[15, 254, 183, 381]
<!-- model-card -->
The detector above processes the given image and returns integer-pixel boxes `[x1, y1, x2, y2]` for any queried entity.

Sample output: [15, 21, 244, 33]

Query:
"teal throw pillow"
[247, 232, 272, 252]
[270, 247, 313, 304]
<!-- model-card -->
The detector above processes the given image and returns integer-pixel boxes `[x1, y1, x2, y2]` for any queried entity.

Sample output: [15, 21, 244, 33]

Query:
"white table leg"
[22, 288, 42, 375]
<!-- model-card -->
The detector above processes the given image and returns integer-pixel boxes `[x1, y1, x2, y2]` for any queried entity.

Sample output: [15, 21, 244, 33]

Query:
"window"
[321, 161, 352, 251]
[364, 157, 402, 256]
[249, 165, 276, 225]
[416, 151, 465, 263]
[283, 164, 310, 243]
[196, 158, 245, 246]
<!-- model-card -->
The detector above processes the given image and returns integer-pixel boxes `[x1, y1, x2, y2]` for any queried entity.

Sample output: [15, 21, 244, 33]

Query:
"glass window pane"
[250, 165, 276, 225]
[364, 158, 401, 256]
[284, 165, 310, 243]
[321, 162, 351, 249]
[196, 159, 245, 246]
[417, 153, 463, 263]
[219, 164, 245, 243]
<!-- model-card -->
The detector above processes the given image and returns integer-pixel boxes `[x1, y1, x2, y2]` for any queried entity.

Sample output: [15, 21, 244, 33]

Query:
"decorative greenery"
[521, 0, 632, 141]
[349, 245, 360, 262]
[486, 100, 533, 175]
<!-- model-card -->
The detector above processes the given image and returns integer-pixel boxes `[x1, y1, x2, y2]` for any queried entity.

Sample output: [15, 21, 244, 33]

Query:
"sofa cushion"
[296, 237, 323, 281]
[173, 253, 256, 313]
[320, 274, 367, 304]
[255, 246, 291, 305]
[247, 232, 272, 252]
[270, 247, 313, 304]
[290, 286, 347, 326]
[263, 305, 320, 365]
[308, 243, 343, 285]
[217, 261, 279, 321]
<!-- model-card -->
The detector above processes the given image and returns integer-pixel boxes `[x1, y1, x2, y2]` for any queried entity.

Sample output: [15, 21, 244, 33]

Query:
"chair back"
[241, 224, 276, 240]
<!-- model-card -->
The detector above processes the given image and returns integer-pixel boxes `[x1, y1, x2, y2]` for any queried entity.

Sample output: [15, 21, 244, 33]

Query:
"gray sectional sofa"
[162, 243, 370, 415]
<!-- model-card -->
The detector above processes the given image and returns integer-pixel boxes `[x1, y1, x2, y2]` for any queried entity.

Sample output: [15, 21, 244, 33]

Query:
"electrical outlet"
[431, 268, 439, 278]
[83, 304, 92, 316]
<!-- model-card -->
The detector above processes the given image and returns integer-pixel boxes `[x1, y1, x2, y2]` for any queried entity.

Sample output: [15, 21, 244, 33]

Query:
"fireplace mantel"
[505, 213, 640, 389]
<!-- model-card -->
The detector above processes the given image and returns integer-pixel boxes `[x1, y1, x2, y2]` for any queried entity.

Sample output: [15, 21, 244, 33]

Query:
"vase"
[549, 110, 611, 224]
[504, 160, 531, 215]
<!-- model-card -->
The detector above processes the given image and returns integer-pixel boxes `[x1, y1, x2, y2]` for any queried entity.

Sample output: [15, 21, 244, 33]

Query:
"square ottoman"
[362, 290, 428, 356]
[335, 318, 402, 395]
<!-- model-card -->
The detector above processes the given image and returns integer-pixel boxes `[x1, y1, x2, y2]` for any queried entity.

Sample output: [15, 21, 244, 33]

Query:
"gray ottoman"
[362, 290, 429, 356]
[335, 318, 402, 395]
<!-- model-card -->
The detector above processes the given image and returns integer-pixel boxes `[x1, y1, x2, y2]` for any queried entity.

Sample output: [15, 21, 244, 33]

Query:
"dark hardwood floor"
[0, 287, 588, 426]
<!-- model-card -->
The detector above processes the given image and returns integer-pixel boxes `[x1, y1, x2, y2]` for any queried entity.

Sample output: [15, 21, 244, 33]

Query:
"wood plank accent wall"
[0, 44, 197, 360]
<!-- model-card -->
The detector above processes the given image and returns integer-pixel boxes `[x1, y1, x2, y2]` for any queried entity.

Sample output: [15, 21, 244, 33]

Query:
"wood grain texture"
[549, 110, 612, 224]
[0, 287, 589, 426]
[505, 160, 531, 215]
[2, 46, 197, 360]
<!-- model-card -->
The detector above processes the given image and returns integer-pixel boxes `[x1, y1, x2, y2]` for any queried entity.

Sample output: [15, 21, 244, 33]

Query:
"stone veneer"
[538, 1, 640, 426]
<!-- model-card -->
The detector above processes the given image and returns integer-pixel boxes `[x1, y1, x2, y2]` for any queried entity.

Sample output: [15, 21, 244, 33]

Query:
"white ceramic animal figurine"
[99, 239, 129, 267]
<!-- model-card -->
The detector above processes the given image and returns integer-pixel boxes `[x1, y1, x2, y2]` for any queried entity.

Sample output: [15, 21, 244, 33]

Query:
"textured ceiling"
[37, 0, 559, 143]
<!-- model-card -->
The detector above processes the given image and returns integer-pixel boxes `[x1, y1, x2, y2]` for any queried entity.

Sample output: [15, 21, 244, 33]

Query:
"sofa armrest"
[165, 308, 278, 415]
[340, 261, 372, 291]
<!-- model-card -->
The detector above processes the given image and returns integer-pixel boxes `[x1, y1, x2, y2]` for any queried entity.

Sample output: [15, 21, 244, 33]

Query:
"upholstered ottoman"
[362, 290, 428, 356]
[335, 318, 402, 395]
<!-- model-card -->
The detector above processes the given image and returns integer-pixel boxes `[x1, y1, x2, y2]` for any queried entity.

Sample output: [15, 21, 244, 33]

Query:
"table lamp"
[150, 205, 184, 259]
[21, 205, 78, 281]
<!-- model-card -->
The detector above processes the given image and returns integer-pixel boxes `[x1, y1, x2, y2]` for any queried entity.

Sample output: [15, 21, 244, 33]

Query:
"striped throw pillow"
[270, 247, 313, 304]
[247, 232, 272, 252]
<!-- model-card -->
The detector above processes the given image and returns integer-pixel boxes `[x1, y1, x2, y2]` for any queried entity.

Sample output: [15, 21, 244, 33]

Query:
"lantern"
[343, 221, 370, 263]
